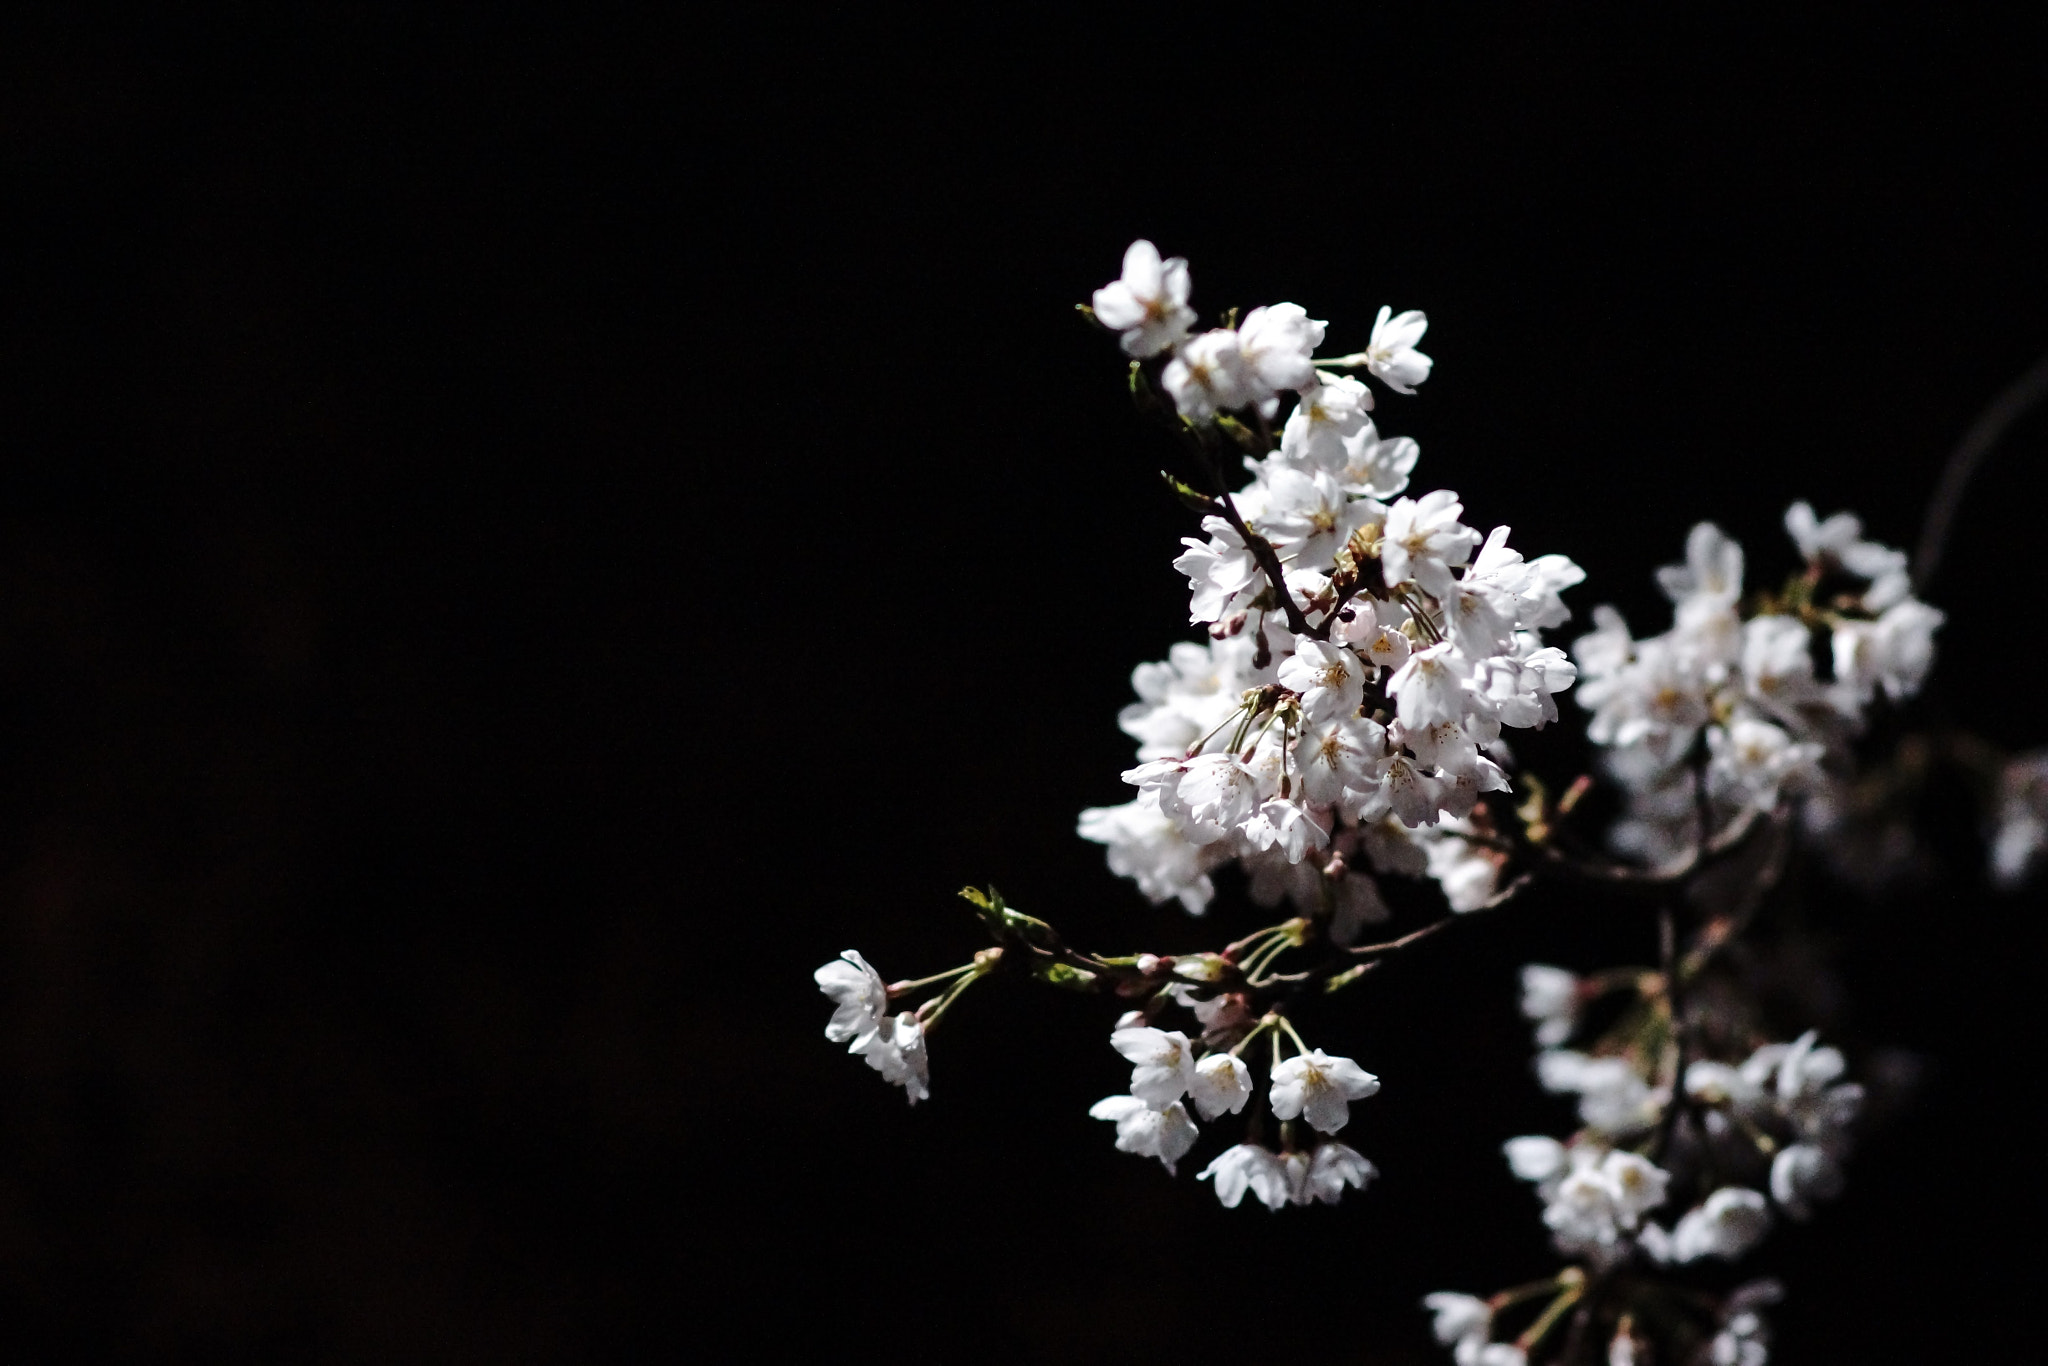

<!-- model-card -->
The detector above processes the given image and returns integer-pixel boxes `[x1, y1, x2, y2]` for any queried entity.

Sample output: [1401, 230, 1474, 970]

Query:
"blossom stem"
[1214, 489, 1315, 638]
[1229, 1013, 1280, 1058]
[1274, 1013, 1309, 1056]
[1514, 1283, 1585, 1354]
[887, 963, 980, 998]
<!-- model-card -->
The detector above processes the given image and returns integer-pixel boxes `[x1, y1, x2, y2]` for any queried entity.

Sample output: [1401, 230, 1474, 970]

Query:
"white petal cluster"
[1518, 964, 1579, 1046]
[1092, 1016, 1380, 1205]
[1198, 1140, 1376, 1209]
[1088, 1095, 1200, 1174]
[1684, 1029, 1860, 1220]
[1707, 1282, 1782, 1366]
[1575, 509, 1941, 864]
[1990, 747, 2048, 889]
[814, 951, 930, 1104]
[1653, 1186, 1773, 1263]
[1504, 1137, 1671, 1256]
[1534, 1050, 1663, 1136]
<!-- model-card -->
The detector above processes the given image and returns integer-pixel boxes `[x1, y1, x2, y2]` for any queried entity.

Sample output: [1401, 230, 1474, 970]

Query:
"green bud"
[1323, 964, 1369, 994]
[1034, 962, 1098, 991]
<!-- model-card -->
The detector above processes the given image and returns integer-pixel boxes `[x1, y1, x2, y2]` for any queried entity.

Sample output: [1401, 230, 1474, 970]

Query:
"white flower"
[1179, 751, 1269, 829]
[1784, 501, 1907, 582]
[1656, 521, 1745, 607]
[1088, 1095, 1199, 1174]
[1270, 1048, 1381, 1134]
[1262, 466, 1379, 572]
[1544, 1162, 1622, 1245]
[1444, 578, 1517, 659]
[1162, 329, 1255, 420]
[1295, 715, 1390, 813]
[1364, 305, 1433, 392]
[1601, 1150, 1670, 1225]
[1238, 303, 1327, 395]
[1198, 1143, 1291, 1210]
[1188, 1052, 1253, 1119]
[1382, 752, 1444, 827]
[1706, 718, 1821, 810]
[1304, 1141, 1377, 1204]
[1077, 793, 1219, 915]
[861, 1014, 931, 1104]
[1336, 429, 1419, 499]
[1535, 1051, 1660, 1134]
[1343, 600, 1413, 672]
[1422, 1292, 1492, 1350]
[1280, 373, 1376, 471]
[1279, 639, 1369, 722]
[1519, 965, 1578, 1046]
[1475, 1345, 1527, 1366]
[1774, 1030, 1845, 1102]
[1422, 824, 1502, 911]
[1109, 1026, 1197, 1108]
[1991, 748, 2048, 888]
[1380, 491, 1480, 598]
[815, 950, 888, 1051]
[1091, 239, 1194, 358]
[1388, 641, 1473, 729]
[1174, 515, 1265, 624]
[1670, 1187, 1773, 1263]
[1769, 1142, 1845, 1219]
[1685, 1060, 1762, 1109]
[1740, 614, 1819, 718]
[1831, 598, 1944, 705]
[1503, 1134, 1569, 1183]
[1242, 797, 1333, 863]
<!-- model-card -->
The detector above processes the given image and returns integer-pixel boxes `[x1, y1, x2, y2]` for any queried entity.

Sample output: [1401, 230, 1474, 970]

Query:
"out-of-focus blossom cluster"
[1575, 509, 1943, 865]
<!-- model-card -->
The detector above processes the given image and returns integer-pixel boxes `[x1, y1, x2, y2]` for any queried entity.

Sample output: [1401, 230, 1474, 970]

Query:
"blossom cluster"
[1083, 239, 1582, 925]
[1575, 509, 1943, 864]
[813, 950, 930, 1103]
[1417, 962, 1865, 1364]
[1089, 999, 1380, 1210]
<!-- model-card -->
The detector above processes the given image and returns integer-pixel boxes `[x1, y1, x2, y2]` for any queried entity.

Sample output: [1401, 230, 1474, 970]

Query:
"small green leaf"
[1034, 962, 1098, 991]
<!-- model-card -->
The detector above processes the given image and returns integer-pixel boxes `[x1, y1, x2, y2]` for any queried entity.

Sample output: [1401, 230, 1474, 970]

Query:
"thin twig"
[1914, 349, 2048, 592]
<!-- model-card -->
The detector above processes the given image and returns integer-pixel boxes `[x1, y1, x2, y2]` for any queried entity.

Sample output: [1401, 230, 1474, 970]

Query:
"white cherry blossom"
[1237, 303, 1327, 394]
[1669, 1187, 1772, 1263]
[1092, 238, 1196, 358]
[1089, 1095, 1199, 1174]
[1518, 965, 1579, 1047]
[1109, 1025, 1197, 1107]
[1304, 1141, 1377, 1204]
[1270, 1048, 1381, 1134]
[1280, 373, 1375, 470]
[1162, 329, 1254, 420]
[1381, 491, 1481, 598]
[1188, 1051, 1253, 1119]
[815, 950, 888, 1051]
[1198, 1143, 1291, 1210]
[1279, 639, 1369, 722]
[1364, 305, 1433, 392]
[861, 1014, 930, 1104]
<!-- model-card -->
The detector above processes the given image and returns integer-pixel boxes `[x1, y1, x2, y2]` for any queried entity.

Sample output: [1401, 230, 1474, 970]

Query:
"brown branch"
[1215, 489, 1315, 638]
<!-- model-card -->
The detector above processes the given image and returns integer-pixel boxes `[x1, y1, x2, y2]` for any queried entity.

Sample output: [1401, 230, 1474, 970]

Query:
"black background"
[2, 9, 2043, 1362]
